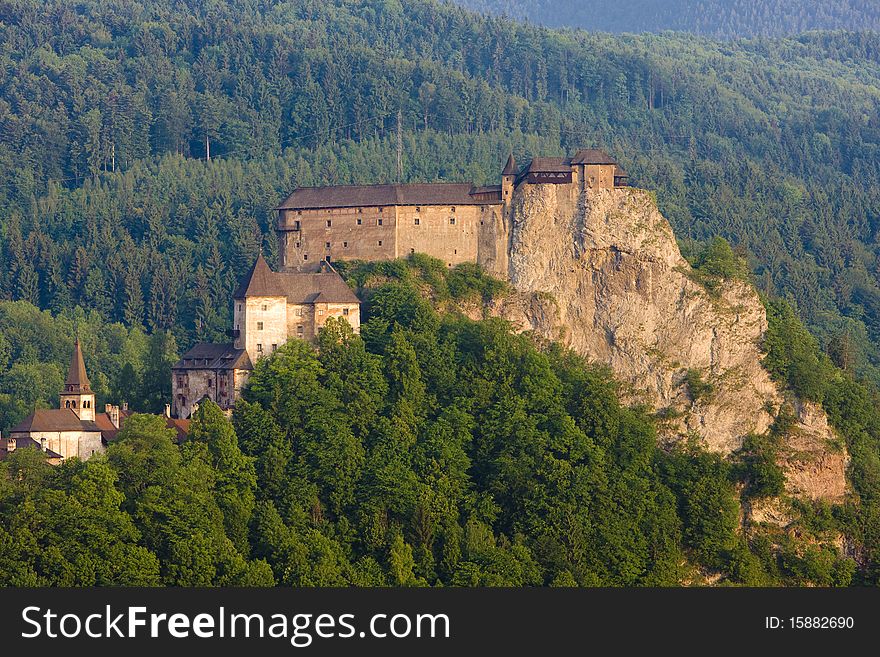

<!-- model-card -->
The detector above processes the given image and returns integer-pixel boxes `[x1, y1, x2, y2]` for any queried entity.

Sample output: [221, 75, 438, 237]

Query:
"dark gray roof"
[614, 165, 629, 177]
[571, 149, 618, 165]
[524, 157, 572, 173]
[277, 183, 493, 210]
[173, 343, 253, 371]
[233, 254, 281, 298]
[10, 409, 101, 434]
[502, 154, 517, 175]
[233, 257, 360, 304]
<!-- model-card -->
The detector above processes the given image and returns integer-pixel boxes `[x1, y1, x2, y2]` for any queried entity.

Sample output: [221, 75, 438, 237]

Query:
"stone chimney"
[40, 437, 48, 452]
[164, 403, 171, 419]
[122, 401, 128, 411]
[105, 403, 120, 429]
[5, 435, 14, 453]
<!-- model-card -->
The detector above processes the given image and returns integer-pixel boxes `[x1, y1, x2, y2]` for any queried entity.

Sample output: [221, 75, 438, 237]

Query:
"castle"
[276, 149, 627, 274]
[172, 148, 627, 418]
[171, 258, 360, 418]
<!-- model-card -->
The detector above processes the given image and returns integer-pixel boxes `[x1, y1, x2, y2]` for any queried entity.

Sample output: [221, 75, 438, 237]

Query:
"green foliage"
[763, 299, 836, 403]
[456, 0, 880, 37]
[683, 368, 715, 403]
[735, 435, 785, 499]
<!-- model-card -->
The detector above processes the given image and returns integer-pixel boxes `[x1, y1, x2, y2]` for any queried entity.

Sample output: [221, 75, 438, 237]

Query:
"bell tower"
[59, 339, 96, 422]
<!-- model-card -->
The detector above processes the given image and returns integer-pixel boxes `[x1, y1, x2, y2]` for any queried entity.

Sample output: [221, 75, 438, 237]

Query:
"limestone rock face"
[494, 184, 847, 502]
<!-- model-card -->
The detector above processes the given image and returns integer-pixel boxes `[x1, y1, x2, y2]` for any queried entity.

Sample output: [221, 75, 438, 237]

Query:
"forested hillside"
[454, 0, 880, 37]
[0, 259, 861, 586]
[0, 0, 879, 387]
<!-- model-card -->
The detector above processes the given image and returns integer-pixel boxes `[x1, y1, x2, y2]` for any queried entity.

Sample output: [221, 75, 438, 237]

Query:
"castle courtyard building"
[171, 256, 360, 419]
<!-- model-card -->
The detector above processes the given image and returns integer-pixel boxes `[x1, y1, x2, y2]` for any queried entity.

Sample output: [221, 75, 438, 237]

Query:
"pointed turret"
[65, 339, 91, 393]
[233, 253, 282, 299]
[502, 153, 517, 176]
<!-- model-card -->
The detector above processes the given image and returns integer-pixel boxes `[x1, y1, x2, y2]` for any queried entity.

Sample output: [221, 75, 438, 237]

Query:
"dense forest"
[0, 0, 880, 586]
[455, 1, 880, 37]
[1, 0, 879, 386]
[0, 258, 865, 586]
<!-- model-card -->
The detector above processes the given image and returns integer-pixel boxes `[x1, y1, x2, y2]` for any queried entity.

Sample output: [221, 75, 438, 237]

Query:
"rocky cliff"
[492, 184, 847, 503]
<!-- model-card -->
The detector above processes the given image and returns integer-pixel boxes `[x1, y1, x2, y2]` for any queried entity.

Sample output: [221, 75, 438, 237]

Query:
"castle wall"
[395, 204, 486, 266]
[172, 368, 240, 419]
[239, 296, 288, 361]
[583, 164, 616, 190]
[279, 207, 397, 271]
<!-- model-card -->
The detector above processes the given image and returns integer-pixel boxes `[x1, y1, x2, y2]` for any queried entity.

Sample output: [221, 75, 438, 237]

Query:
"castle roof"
[524, 157, 572, 173]
[277, 182, 496, 210]
[173, 343, 253, 371]
[502, 153, 517, 175]
[65, 339, 91, 392]
[570, 149, 618, 165]
[233, 257, 360, 304]
[233, 254, 280, 298]
[0, 436, 63, 461]
[10, 409, 101, 434]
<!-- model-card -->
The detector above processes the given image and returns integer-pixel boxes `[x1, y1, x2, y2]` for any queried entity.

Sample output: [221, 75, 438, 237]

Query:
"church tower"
[59, 339, 95, 422]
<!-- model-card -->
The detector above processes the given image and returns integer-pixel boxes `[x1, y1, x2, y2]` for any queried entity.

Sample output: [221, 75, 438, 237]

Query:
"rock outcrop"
[492, 184, 847, 502]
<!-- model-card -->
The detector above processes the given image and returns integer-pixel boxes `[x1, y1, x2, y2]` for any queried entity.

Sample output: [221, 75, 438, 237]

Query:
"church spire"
[65, 338, 91, 393]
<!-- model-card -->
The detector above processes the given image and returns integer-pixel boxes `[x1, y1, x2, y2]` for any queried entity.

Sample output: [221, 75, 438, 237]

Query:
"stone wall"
[278, 207, 397, 271]
[172, 368, 239, 419]
[10, 430, 104, 461]
[396, 204, 483, 266]
[236, 296, 288, 361]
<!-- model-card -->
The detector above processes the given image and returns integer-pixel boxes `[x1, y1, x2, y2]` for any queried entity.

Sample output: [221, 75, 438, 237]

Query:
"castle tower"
[59, 339, 96, 422]
[501, 153, 517, 209]
[232, 254, 288, 362]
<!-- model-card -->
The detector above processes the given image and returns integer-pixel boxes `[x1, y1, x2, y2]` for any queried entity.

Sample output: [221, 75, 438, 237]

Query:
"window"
[257, 344, 263, 353]
[257, 321, 264, 330]
[343, 241, 348, 247]
[410, 248, 415, 254]
[416, 207, 421, 212]
[303, 254, 309, 260]
[449, 217, 456, 225]
[378, 240, 383, 246]
[454, 249, 457, 254]
[262, 304, 267, 311]
[272, 344, 278, 352]
[293, 220, 301, 231]
[238, 304, 242, 312]
[414, 217, 420, 225]
[297, 325, 304, 334]
[318, 309, 324, 316]
[378, 207, 384, 213]
[207, 379, 213, 388]
[326, 220, 332, 227]
[378, 218, 383, 226]
[295, 307, 302, 317]
[450, 206, 456, 212]
[297, 210, 302, 215]
[325, 242, 331, 248]
[357, 218, 362, 225]
[343, 308, 349, 316]
[325, 255, 331, 262]
[295, 241, 301, 248]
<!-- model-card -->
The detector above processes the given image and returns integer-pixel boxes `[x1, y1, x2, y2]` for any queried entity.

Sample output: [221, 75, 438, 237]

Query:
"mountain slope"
[453, 0, 880, 37]
[1, 2, 879, 386]
[484, 184, 847, 502]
